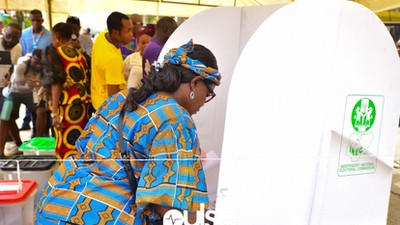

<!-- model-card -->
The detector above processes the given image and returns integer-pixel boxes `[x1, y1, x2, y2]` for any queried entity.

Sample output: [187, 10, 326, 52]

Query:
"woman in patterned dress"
[45, 22, 90, 159]
[35, 39, 221, 225]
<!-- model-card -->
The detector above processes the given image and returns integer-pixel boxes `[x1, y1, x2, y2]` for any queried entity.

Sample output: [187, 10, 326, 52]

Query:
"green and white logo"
[351, 98, 376, 133]
[346, 98, 376, 158]
[338, 95, 383, 176]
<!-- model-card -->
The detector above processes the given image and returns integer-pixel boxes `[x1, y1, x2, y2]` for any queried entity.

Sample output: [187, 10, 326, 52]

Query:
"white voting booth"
[161, 3, 287, 208]
[161, 0, 400, 224]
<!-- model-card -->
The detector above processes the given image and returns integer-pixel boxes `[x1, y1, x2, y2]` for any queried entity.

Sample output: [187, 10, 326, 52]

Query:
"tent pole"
[157, 0, 160, 19]
[47, 0, 53, 28]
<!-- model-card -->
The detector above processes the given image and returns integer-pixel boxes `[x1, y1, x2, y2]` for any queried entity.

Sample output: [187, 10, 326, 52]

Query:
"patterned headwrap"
[163, 39, 221, 86]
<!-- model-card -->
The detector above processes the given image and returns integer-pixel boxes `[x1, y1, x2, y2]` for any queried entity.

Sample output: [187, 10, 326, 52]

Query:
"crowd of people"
[0, 9, 221, 225]
[0, 10, 179, 159]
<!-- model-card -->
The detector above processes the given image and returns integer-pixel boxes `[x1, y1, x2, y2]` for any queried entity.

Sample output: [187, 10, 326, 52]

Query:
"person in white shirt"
[0, 23, 22, 158]
[124, 28, 153, 88]
[0, 24, 22, 87]
[0, 49, 46, 158]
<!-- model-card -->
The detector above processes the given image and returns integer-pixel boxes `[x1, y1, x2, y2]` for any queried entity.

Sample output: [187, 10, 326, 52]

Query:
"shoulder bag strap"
[118, 105, 138, 196]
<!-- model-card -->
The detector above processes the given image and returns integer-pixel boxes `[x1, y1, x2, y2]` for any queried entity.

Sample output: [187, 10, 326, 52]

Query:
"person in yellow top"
[91, 11, 132, 110]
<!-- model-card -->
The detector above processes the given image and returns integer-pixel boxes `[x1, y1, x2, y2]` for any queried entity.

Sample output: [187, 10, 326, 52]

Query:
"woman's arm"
[51, 82, 64, 130]
[46, 46, 67, 130]
[135, 118, 209, 223]
[10, 61, 31, 92]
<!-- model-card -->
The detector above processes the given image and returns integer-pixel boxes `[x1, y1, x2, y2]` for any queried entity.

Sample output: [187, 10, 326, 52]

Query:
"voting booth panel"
[216, 2, 334, 223]
[158, 0, 399, 224]
[216, 0, 400, 225]
[160, 5, 287, 205]
[309, 2, 400, 225]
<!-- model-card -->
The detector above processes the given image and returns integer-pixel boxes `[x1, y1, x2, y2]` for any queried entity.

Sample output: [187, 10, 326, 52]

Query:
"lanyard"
[31, 29, 43, 49]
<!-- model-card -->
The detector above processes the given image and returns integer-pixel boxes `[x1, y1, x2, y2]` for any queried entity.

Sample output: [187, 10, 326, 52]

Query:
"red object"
[0, 180, 37, 204]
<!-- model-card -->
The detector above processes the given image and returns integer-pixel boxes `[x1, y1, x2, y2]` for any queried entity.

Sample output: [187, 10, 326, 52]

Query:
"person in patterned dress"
[44, 22, 90, 159]
[34, 39, 221, 225]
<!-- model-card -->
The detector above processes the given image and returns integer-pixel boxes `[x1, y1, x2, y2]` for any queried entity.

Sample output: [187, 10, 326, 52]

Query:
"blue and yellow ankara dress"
[35, 39, 221, 225]
[52, 46, 90, 159]
[35, 90, 209, 224]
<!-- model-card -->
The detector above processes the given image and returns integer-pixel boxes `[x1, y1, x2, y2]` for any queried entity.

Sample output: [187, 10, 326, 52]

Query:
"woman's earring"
[190, 90, 195, 100]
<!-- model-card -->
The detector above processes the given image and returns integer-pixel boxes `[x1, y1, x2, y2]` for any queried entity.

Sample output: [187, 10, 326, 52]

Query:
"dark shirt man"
[142, 17, 178, 75]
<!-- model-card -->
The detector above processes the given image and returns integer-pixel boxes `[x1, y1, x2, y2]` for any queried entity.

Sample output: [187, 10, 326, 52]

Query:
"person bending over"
[34, 39, 221, 224]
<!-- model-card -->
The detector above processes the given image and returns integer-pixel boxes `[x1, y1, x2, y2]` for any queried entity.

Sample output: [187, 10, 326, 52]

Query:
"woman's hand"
[1, 79, 10, 87]
[52, 114, 65, 131]
[1, 73, 10, 86]
[26, 79, 40, 88]
[69, 38, 82, 50]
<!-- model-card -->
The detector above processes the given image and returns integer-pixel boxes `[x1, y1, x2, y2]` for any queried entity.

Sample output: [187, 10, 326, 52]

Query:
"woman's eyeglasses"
[204, 84, 216, 103]
[133, 21, 143, 26]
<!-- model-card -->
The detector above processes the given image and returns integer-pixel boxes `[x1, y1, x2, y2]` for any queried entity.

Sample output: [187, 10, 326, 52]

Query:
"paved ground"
[387, 172, 400, 225]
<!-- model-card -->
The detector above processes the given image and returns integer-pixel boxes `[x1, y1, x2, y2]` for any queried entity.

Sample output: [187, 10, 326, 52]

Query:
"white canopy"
[353, 0, 400, 13]
[0, 0, 295, 31]
[2, 0, 399, 19]
[1, 0, 293, 17]
[1, 0, 399, 32]
[2, 0, 399, 15]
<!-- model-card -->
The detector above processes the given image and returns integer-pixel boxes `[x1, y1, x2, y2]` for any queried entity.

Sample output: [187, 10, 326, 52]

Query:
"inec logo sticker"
[338, 95, 384, 176]
[351, 98, 376, 133]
